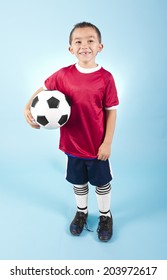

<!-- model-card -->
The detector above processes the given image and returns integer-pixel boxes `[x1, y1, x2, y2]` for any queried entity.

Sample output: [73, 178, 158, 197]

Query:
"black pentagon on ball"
[31, 96, 39, 107]
[37, 116, 49, 126]
[65, 96, 71, 106]
[47, 96, 60, 108]
[58, 114, 68, 126]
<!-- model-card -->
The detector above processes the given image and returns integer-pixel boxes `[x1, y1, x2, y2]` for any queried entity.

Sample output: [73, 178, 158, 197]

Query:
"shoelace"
[85, 223, 93, 232]
[74, 213, 93, 232]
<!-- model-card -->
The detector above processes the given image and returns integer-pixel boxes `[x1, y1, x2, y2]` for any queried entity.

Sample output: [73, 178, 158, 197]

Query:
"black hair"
[69, 21, 102, 44]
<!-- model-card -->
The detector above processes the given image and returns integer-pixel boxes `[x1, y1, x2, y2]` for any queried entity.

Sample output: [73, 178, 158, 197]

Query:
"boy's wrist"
[103, 140, 112, 146]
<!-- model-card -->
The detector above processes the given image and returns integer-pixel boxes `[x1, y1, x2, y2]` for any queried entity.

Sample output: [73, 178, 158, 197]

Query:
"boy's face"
[69, 27, 103, 68]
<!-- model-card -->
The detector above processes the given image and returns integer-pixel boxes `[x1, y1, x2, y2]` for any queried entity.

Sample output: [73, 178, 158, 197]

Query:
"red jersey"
[44, 64, 119, 159]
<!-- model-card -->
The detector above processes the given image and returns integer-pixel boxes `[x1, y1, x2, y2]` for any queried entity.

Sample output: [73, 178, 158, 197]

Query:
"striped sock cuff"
[95, 183, 111, 195]
[73, 184, 89, 196]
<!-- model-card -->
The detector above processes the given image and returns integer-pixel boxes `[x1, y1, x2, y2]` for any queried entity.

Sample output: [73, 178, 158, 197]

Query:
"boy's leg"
[73, 183, 89, 214]
[70, 184, 89, 235]
[96, 183, 113, 241]
[65, 156, 90, 236]
[95, 183, 111, 217]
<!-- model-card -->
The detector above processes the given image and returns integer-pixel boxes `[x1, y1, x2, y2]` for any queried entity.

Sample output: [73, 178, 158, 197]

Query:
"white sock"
[96, 183, 111, 217]
[73, 184, 89, 214]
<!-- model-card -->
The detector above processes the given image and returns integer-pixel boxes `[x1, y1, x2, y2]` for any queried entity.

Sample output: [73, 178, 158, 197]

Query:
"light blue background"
[0, 0, 167, 260]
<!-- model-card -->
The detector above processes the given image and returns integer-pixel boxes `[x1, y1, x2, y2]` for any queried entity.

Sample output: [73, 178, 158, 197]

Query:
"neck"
[75, 63, 101, 73]
[78, 61, 98, 68]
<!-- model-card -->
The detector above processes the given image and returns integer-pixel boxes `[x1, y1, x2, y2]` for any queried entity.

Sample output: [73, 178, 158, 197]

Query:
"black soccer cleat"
[70, 211, 88, 235]
[97, 214, 113, 241]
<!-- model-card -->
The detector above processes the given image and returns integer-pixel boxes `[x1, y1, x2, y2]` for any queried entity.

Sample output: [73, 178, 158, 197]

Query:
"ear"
[68, 46, 74, 54]
[98, 43, 104, 53]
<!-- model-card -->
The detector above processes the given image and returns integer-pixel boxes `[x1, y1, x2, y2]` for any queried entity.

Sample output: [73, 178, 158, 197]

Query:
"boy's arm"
[24, 86, 44, 128]
[97, 109, 117, 161]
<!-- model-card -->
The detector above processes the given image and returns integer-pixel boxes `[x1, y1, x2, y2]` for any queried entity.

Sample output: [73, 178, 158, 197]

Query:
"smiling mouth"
[79, 51, 91, 55]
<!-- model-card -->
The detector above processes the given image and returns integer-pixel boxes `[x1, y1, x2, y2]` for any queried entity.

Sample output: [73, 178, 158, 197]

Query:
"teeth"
[80, 52, 90, 54]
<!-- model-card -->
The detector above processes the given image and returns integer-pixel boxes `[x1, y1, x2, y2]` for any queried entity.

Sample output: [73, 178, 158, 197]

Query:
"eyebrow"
[73, 36, 96, 40]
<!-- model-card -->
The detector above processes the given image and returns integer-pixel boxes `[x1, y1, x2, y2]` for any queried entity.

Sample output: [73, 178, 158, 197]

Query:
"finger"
[99, 154, 109, 161]
[97, 154, 105, 161]
[31, 123, 40, 129]
[31, 119, 40, 128]
[26, 110, 34, 122]
[27, 117, 40, 128]
[33, 125, 40, 129]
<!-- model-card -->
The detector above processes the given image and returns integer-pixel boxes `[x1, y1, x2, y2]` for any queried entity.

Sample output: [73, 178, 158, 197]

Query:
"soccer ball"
[30, 90, 71, 129]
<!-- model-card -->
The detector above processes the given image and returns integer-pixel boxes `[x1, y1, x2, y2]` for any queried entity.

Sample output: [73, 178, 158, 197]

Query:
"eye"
[88, 40, 94, 43]
[75, 40, 81, 44]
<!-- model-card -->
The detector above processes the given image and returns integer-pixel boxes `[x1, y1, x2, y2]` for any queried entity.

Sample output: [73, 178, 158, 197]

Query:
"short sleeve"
[103, 73, 119, 110]
[44, 68, 67, 91]
[44, 71, 59, 90]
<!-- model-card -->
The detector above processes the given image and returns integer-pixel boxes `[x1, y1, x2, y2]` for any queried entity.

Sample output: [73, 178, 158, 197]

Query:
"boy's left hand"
[97, 142, 111, 161]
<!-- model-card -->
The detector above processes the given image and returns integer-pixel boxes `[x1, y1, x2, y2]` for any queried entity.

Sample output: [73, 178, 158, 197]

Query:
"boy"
[24, 22, 119, 242]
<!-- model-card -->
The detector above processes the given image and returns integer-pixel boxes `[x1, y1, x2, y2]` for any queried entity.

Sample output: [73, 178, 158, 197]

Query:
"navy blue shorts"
[66, 156, 112, 186]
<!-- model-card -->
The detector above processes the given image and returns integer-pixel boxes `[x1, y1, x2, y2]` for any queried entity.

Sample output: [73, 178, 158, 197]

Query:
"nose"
[81, 40, 88, 48]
